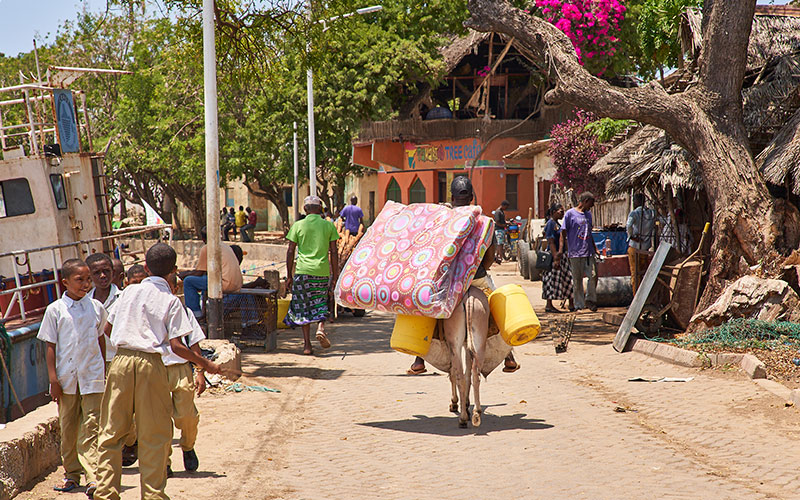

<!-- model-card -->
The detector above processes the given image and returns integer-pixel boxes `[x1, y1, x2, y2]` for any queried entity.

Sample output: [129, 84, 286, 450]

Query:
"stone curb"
[628, 338, 767, 379]
[0, 414, 60, 500]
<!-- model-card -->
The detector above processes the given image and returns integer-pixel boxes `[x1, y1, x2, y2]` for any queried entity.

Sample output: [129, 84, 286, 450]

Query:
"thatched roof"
[748, 7, 800, 71]
[504, 138, 552, 159]
[756, 107, 800, 195]
[593, 9, 800, 197]
[589, 126, 702, 198]
[441, 31, 492, 73]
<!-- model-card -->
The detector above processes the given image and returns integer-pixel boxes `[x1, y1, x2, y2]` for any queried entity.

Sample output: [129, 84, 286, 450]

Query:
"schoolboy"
[94, 243, 220, 500]
[164, 273, 207, 476]
[110, 258, 125, 289]
[126, 264, 147, 285]
[37, 259, 107, 498]
[87, 253, 122, 370]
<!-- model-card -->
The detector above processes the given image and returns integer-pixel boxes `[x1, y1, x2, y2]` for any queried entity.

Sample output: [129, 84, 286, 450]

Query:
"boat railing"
[0, 224, 172, 321]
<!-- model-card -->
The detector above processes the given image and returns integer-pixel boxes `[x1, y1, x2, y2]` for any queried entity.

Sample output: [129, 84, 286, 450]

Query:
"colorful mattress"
[335, 201, 494, 319]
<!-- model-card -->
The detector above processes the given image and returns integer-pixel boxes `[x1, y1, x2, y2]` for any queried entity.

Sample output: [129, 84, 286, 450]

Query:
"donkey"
[426, 286, 511, 428]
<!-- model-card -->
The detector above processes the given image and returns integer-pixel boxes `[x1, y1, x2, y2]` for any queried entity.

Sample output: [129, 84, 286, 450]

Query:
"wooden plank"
[612, 242, 672, 352]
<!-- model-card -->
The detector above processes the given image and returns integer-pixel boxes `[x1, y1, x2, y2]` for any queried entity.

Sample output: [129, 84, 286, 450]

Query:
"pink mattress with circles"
[335, 201, 494, 319]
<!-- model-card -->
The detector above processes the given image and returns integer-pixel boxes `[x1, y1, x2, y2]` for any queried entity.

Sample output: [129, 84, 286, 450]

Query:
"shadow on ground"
[359, 412, 553, 436]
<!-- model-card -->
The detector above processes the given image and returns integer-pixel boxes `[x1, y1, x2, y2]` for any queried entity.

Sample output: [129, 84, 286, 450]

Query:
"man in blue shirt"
[339, 196, 364, 235]
[562, 192, 599, 311]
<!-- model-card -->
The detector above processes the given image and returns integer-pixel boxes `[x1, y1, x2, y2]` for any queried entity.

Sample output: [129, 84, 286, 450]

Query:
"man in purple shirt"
[562, 192, 599, 311]
[339, 196, 364, 235]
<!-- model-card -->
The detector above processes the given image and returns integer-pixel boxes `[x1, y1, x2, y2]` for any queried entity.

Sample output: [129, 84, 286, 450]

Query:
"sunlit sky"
[0, 0, 795, 57]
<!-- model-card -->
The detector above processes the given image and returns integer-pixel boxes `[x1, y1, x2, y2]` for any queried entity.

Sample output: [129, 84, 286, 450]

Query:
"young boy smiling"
[37, 258, 108, 498]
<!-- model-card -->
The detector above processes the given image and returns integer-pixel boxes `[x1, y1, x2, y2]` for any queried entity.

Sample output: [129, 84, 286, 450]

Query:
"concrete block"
[628, 338, 704, 368]
[0, 403, 60, 500]
[602, 312, 624, 326]
[753, 379, 792, 401]
[200, 339, 242, 378]
[740, 354, 767, 379]
[791, 389, 800, 407]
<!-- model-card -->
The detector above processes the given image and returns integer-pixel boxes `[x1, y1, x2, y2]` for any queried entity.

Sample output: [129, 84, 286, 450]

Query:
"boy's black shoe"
[183, 449, 199, 472]
[122, 443, 138, 466]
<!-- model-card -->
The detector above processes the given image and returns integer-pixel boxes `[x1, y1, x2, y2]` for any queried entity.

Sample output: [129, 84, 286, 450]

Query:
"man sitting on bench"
[179, 227, 243, 320]
[222, 245, 267, 334]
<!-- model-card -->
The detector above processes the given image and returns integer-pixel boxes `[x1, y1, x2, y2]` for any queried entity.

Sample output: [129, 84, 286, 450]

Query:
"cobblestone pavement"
[18, 266, 800, 499]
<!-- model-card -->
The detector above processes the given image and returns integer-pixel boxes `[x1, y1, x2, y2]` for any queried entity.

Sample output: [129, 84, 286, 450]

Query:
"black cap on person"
[450, 176, 473, 196]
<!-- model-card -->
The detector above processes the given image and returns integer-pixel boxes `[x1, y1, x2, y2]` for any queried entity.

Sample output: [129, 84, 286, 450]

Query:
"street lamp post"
[306, 4, 382, 196]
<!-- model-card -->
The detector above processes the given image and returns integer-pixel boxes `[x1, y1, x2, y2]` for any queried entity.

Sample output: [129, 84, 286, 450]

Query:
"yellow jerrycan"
[277, 299, 291, 329]
[390, 315, 437, 357]
[489, 284, 541, 346]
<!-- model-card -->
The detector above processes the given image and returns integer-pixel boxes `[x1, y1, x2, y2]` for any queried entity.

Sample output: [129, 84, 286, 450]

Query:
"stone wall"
[0, 404, 59, 500]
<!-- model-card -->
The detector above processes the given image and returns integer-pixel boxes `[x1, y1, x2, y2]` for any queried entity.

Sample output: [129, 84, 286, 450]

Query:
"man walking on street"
[626, 193, 655, 295]
[285, 196, 339, 355]
[339, 196, 364, 235]
[563, 192, 599, 312]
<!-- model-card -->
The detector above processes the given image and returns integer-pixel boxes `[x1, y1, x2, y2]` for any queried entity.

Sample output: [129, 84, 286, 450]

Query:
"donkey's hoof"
[449, 403, 459, 413]
[472, 411, 482, 427]
[458, 419, 468, 428]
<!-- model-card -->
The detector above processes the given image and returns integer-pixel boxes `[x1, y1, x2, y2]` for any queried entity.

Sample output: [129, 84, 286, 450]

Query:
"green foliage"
[585, 117, 635, 142]
[637, 0, 702, 73]
[1, 0, 471, 231]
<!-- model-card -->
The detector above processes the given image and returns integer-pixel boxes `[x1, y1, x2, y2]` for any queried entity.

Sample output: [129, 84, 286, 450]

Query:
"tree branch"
[464, 0, 694, 135]
[696, 0, 755, 109]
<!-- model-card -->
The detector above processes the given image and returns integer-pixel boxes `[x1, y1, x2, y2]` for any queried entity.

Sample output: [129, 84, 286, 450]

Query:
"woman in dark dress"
[542, 203, 574, 313]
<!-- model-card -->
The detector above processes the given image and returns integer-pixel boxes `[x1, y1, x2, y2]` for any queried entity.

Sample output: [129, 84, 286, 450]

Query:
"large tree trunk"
[465, 0, 800, 307]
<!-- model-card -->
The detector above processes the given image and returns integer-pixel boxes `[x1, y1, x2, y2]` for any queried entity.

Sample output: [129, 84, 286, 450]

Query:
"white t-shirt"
[36, 293, 107, 395]
[108, 276, 193, 356]
[162, 307, 206, 367]
[90, 284, 121, 361]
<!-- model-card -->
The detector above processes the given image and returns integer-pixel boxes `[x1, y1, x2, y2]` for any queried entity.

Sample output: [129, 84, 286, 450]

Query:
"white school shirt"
[36, 293, 107, 395]
[107, 276, 193, 356]
[90, 284, 122, 361]
[162, 307, 206, 367]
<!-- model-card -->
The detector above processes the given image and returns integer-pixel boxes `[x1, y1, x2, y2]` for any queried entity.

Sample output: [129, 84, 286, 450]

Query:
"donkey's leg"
[449, 374, 459, 414]
[466, 288, 490, 427]
[444, 303, 469, 428]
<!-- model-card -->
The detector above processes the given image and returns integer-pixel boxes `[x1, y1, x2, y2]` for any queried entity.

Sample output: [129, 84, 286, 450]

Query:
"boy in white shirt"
[94, 243, 220, 500]
[86, 252, 122, 369]
[37, 259, 107, 498]
[163, 273, 206, 475]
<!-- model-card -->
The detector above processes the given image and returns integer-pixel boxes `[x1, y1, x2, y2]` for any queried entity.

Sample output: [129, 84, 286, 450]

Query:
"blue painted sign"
[54, 89, 80, 153]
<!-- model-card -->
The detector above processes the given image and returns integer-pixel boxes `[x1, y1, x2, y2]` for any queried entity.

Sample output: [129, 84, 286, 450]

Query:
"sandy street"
[16, 265, 800, 499]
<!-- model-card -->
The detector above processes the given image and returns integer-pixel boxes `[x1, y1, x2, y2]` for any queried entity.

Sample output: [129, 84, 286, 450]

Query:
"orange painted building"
[353, 136, 536, 218]
[352, 30, 571, 221]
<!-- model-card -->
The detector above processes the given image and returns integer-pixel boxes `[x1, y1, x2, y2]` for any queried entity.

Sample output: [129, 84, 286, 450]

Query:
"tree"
[534, 0, 627, 75]
[549, 111, 609, 194]
[637, 0, 703, 73]
[465, 0, 800, 306]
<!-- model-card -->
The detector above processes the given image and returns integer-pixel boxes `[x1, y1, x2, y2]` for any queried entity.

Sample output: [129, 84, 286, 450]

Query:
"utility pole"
[305, 4, 381, 198]
[203, 0, 223, 339]
[293, 121, 300, 222]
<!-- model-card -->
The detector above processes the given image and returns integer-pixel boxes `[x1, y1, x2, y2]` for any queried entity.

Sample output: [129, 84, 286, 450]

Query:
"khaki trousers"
[105, 361, 137, 447]
[95, 349, 172, 500]
[627, 247, 651, 296]
[166, 363, 199, 467]
[58, 390, 102, 484]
